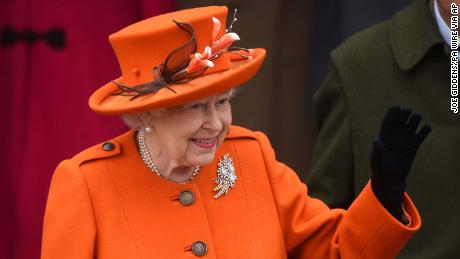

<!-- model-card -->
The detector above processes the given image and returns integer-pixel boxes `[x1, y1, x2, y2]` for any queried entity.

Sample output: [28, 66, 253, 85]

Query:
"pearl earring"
[142, 114, 153, 133]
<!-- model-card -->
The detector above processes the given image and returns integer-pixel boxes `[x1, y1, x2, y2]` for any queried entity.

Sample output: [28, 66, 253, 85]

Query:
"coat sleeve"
[254, 131, 421, 259]
[41, 160, 96, 259]
[306, 64, 356, 209]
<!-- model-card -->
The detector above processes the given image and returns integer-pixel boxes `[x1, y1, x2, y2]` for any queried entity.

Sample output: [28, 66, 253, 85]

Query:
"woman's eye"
[217, 98, 228, 105]
[189, 103, 204, 111]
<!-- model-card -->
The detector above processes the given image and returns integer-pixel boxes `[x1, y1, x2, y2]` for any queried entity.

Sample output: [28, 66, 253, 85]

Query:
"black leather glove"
[371, 106, 431, 222]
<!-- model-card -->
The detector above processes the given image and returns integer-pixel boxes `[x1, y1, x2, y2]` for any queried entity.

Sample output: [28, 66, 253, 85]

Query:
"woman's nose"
[203, 106, 222, 131]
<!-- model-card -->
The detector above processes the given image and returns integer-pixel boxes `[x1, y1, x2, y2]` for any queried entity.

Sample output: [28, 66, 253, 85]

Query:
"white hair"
[121, 109, 165, 130]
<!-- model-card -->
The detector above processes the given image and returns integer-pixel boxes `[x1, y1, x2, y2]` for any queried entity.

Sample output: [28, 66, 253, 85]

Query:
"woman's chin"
[187, 139, 220, 165]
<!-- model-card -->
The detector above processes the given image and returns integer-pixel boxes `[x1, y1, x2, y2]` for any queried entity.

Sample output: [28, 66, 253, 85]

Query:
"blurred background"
[0, 0, 410, 258]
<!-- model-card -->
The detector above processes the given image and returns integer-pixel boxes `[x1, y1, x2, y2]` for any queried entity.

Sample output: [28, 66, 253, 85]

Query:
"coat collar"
[390, 0, 445, 71]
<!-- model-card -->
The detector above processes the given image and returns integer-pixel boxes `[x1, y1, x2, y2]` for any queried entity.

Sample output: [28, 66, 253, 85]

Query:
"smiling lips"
[191, 137, 217, 149]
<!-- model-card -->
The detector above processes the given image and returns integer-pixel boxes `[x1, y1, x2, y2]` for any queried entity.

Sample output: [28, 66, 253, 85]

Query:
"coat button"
[179, 190, 195, 206]
[102, 142, 115, 151]
[191, 241, 207, 257]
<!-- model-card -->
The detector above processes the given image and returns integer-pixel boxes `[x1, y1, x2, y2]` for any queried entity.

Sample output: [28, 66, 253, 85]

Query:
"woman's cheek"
[216, 130, 227, 148]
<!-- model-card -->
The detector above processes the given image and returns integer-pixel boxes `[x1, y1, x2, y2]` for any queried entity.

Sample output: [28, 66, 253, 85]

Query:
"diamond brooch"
[213, 153, 237, 199]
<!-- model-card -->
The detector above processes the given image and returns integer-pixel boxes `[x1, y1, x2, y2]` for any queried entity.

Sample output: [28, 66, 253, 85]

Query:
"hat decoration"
[89, 6, 266, 115]
[111, 9, 253, 100]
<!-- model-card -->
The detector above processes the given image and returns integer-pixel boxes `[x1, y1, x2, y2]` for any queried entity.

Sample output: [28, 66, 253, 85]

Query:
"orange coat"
[41, 125, 420, 258]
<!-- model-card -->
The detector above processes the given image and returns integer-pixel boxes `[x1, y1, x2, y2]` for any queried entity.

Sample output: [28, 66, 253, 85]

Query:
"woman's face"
[148, 90, 233, 167]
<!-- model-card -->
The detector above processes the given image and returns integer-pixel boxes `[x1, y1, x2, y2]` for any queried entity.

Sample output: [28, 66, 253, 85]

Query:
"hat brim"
[89, 48, 266, 115]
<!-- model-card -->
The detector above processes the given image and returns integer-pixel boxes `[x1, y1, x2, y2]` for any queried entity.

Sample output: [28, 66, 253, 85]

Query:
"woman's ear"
[140, 112, 153, 133]
[139, 109, 166, 132]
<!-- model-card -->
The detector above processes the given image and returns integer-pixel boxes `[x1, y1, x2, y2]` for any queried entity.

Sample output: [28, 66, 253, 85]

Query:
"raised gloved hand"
[370, 106, 431, 222]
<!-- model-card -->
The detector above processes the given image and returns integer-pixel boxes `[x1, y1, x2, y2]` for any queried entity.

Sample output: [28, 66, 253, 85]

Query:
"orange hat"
[89, 6, 266, 115]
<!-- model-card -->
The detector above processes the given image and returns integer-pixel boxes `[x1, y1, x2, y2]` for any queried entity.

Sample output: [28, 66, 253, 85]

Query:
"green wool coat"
[307, 0, 460, 258]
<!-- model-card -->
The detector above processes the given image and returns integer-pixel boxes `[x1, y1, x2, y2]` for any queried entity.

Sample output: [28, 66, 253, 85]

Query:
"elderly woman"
[41, 6, 431, 259]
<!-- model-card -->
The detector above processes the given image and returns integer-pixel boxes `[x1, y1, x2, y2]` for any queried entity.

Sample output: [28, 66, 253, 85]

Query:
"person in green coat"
[307, 0, 459, 257]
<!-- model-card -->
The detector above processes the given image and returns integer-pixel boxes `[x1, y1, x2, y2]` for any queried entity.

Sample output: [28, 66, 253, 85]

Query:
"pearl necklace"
[136, 130, 200, 183]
